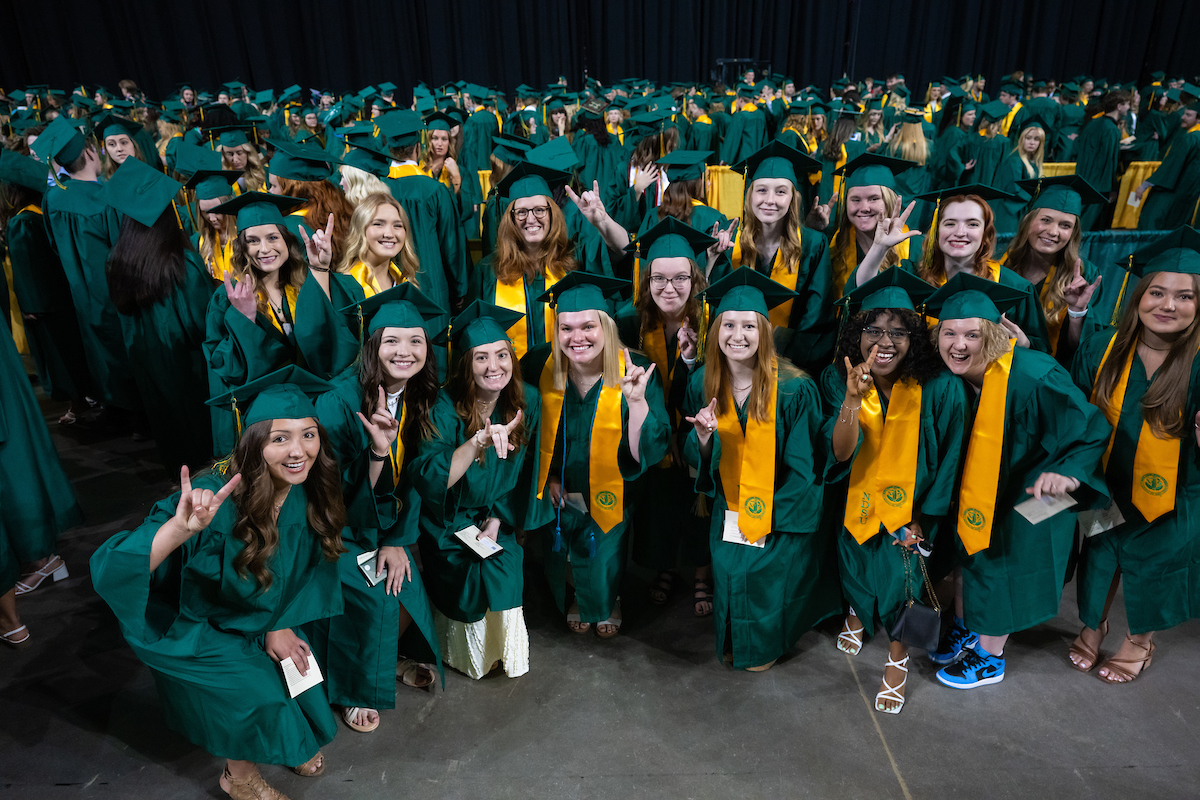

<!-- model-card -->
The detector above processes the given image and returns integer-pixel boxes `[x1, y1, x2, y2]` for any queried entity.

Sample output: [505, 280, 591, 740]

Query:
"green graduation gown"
[1071, 329, 1200, 633]
[819, 367, 968, 638]
[409, 390, 542, 622]
[956, 347, 1110, 635]
[90, 478, 344, 765]
[718, 107, 769, 165]
[521, 345, 671, 623]
[930, 126, 974, 190]
[988, 153, 1035, 235]
[5, 206, 91, 401]
[1074, 117, 1122, 230]
[42, 178, 137, 410]
[1138, 126, 1200, 231]
[683, 367, 841, 668]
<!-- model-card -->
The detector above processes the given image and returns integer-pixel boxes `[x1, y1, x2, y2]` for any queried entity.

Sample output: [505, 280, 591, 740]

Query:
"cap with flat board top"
[376, 109, 424, 148]
[655, 149, 712, 181]
[1123, 225, 1200, 277]
[341, 282, 446, 336]
[836, 151, 916, 191]
[339, 140, 392, 178]
[0, 148, 51, 193]
[206, 365, 333, 430]
[423, 111, 457, 132]
[172, 142, 224, 178]
[914, 184, 1018, 205]
[977, 100, 1012, 122]
[629, 215, 716, 263]
[495, 161, 570, 205]
[838, 266, 937, 314]
[526, 136, 580, 171]
[730, 140, 820, 189]
[99, 156, 186, 228]
[186, 168, 242, 201]
[700, 265, 797, 319]
[1016, 174, 1107, 218]
[921, 271, 1027, 324]
[30, 114, 89, 166]
[438, 300, 525, 348]
[209, 191, 307, 232]
[265, 138, 335, 182]
[535, 271, 629, 314]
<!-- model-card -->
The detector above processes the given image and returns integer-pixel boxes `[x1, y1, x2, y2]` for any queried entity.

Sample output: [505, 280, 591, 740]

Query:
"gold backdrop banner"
[706, 166, 746, 220]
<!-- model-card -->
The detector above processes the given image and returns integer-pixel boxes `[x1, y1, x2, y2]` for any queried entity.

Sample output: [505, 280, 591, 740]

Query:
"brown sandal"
[1097, 635, 1155, 684]
[290, 751, 324, 777]
[220, 766, 292, 799]
[1068, 619, 1108, 672]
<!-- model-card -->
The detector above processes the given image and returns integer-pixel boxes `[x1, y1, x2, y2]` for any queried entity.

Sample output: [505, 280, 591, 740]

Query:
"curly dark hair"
[834, 308, 943, 386]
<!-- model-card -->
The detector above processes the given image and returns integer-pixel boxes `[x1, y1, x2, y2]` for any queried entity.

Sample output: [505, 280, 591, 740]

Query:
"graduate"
[91, 369, 388, 799]
[187, 169, 242, 281]
[718, 85, 769, 165]
[1134, 103, 1200, 230]
[336, 140, 393, 207]
[682, 269, 841, 671]
[336, 192, 419, 297]
[522, 272, 670, 638]
[99, 158, 216, 473]
[264, 138, 352, 266]
[988, 122, 1046, 235]
[637, 150, 729, 255]
[409, 302, 540, 679]
[823, 269, 966, 713]
[93, 112, 149, 179]
[814, 103, 868, 218]
[34, 114, 138, 416]
[971, 101, 1014, 187]
[617, 218, 713, 616]
[0, 148, 93, 422]
[1068, 228, 1200, 683]
[922, 273, 1110, 689]
[214, 126, 268, 193]
[883, 109, 933, 228]
[854, 184, 1052, 352]
[1074, 90, 1132, 230]
[928, 92, 976, 190]
[305, 285, 447, 733]
[711, 141, 837, 374]
[203, 192, 365, 456]
[421, 111, 463, 196]
[685, 94, 719, 153]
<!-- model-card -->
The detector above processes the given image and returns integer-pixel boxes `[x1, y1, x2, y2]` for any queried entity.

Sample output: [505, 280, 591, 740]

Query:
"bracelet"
[308, 264, 331, 273]
[369, 448, 389, 462]
[1067, 307, 1088, 318]
[841, 402, 861, 412]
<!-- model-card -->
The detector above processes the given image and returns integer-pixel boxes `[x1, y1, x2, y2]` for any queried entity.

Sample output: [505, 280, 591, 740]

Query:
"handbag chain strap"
[902, 545, 942, 615]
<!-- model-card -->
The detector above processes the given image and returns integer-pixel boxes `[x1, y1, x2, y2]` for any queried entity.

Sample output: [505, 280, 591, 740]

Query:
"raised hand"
[298, 212, 334, 269]
[472, 409, 525, 460]
[999, 313, 1031, 349]
[678, 317, 699, 361]
[633, 163, 660, 196]
[684, 396, 720, 446]
[173, 465, 242, 536]
[807, 195, 832, 230]
[706, 218, 738, 265]
[873, 200, 921, 248]
[1063, 258, 1101, 312]
[620, 348, 656, 404]
[565, 180, 608, 227]
[357, 386, 400, 456]
[844, 345, 878, 401]
[224, 273, 257, 322]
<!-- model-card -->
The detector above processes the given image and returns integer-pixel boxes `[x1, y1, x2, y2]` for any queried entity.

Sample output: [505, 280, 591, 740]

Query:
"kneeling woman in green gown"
[1068, 229, 1200, 683]
[409, 302, 540, 678]
[823, 269, 967, 713]
[923, 274, 1110, 689]
[91, 370, 387, 800]
[682, 270, 841, 672]
[522, 272, 670, 638]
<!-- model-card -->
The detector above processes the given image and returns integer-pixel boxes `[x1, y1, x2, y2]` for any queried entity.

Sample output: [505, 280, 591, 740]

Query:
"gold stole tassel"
[716, 361, 778, 542]
[957, 346, 1015, 554]
[494, 271, 559, 358]
[729, 229, 802, 327]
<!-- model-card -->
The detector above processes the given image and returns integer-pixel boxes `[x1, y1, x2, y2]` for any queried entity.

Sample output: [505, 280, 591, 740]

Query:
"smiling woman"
[339, 193, 421, 297]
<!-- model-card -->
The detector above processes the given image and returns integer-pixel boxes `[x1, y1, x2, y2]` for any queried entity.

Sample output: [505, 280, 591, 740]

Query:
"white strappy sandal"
[875, 654, 910, 715]
[15, 555, 68, 596]
[836, 618, 865, 655]
[2, 625, 31, 649]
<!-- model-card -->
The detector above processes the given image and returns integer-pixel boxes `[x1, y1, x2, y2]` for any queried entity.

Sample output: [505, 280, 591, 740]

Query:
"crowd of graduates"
[2, 67, 1200, 800]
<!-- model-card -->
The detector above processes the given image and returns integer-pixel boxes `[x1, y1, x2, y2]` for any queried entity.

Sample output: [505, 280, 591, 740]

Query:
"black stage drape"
[3, 0, 1199, 101]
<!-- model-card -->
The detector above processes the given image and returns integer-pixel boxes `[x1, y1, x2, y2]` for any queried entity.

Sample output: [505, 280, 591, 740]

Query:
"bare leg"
[0, 589, 20, 632]
[876, 639, 909, 712]
[977, 634, 1009, 656]
[1070, 571, 1121, 670]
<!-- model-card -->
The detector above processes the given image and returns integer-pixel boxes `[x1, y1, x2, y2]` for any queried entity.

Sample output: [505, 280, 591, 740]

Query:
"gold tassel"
[922, 197, 941, 269]
[170, 199, 183, 230]
[1111, 256, 1133, 327]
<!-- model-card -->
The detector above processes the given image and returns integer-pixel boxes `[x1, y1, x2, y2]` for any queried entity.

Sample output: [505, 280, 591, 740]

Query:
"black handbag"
[889, 546, 942, 652]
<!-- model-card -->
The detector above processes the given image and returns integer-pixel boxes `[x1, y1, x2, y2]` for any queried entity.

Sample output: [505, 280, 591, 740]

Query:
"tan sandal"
[396, 658, 434, 689]
[746, 659, 777, 672]
[595, 599, 622, 639]
[566, 602, 591, 634]
[1068, 619, 1108, 672]
[1098, 635, 1155, 684]
[220, 766, 292, 800]
[290, 751, 324, 777]
[342, 705, 379, 733]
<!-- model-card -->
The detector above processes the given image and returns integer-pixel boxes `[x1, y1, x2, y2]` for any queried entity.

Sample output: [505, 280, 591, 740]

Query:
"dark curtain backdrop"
[3, 0, 1199, 101]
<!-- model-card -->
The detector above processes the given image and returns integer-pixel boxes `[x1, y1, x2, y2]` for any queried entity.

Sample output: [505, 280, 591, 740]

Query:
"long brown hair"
[447, 340, 528, 462]
[739, 183, 803, 274]
[225, 419, 347, 592]
[1092, 272, 1200, 438]
[276, 176, 354, 266]
[492, 198, 577, 284]
[101, 140, 147, 179]
[336, 192, 420, 285]
[1004, 209, 1082, 322]
[657, 177, 705, 223]
[230, 224, 309, 315]
[921, 194, 997, 284]
[358, 328, 441, 454]
[703, 311, 802, 421]
[635, 256, 706, 334]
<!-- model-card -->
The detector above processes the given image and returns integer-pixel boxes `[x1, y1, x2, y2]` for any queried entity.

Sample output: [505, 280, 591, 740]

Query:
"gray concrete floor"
[3, 382, 1199, 800]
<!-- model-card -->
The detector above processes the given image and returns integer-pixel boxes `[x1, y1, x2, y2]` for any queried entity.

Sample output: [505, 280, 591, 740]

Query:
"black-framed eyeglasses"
[862, 327, 909, 343]
[648, 275, 692, 289]
[512, 205, 550, 222]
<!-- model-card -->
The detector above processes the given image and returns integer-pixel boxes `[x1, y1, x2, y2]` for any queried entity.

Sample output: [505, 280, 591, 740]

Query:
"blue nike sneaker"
[928, 616, 979, 665]
[936, 645, 1005, 689]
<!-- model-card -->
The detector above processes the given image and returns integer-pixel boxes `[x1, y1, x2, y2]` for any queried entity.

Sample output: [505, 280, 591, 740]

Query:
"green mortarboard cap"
[978, 100, 1011, 121]
[440, 300, 525, 348]
[1060, 82, 1080, 94]
[99, 157, 185, 228]
[515, 84, 538, 97]
[838, 267, 936, 314]
[536, 271, 629, 314]
[0, 148, 51, 193]
[265, 139, 334, 181]
[526, 136, 580, 171]
[701, 267, 797, 319]
[343, 283, 446, 335]
[915, 183, 1018, 205]
[656, 149, 712, 181]
[415, 97, 435, 114]
[836, 151, 917, 191]
[900, 108, 925, 123]
[209, 125, 251, 148]
[71, 95, 98, 111]
[423, 111, 456, 131]
[464, 84, 488, 100]
[736, 83, 756, 98]
[340, 140, 393, 178]
[1000, 82, 1023, 96]
[30, 114, 87, 166]
[631, 215, 716, 262]
[224, 81, 246, 92]
[689, 94, 710, 110]
[495, 161, 570, 205]
[206, 365, 332, 429]
[186, 169, 242, 201]
[210, 191, 306, 232]
[161, 100, 186, 115]
[254, 90, 274, 105]
[731, 140, 820, 188]
[1017, 174, 1107, 217]
[278, 85, 303, 104]
[922, 272, 1026, 324]
[108, 99, 134, 112]
[1151, 71, 1166, 82]
[376, 110, 424, 147]
[173, 142, 223, 178]
[377, 82, 397, 94]
[1179, 83, 1200, 99]
[1125, 226, 1200, 277]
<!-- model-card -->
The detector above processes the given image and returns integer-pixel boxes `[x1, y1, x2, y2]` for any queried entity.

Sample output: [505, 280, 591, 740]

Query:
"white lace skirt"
[434, 607, 530, 680]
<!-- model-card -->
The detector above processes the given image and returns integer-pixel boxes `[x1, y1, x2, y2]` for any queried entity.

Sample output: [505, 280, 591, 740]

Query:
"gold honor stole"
[844, 378, 922, 543]
[632, 200, 708, 297]
[1037, 262, 1068, 356]
[495, 271, 559, 358]
[1091, 336, 1185, 522]
[388, 163, 424, 179]
[729, 231, 803, 327]
[261, 284, 300, 335]
[716, 361, 778, 542]
[536, 352, 627, 533]
[957, 345, 1016, 554]
[201, 235, 235, 282]
[348, 260, 406, 298]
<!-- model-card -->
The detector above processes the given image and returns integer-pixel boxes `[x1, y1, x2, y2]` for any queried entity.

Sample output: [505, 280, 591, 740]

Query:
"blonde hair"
[931, 317, 1013, 365]
[223, 144, 266, 192]
[550, 309, 625, 390]
[888, 121, 928, 165]
[337, 192, 420, 285]
[1013, 126, 1046, 178]
[832, 184, 901, 270]
[198, 194, 236, 271]
[341, 165, 392, 207]
[739, 182, 803, 274]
